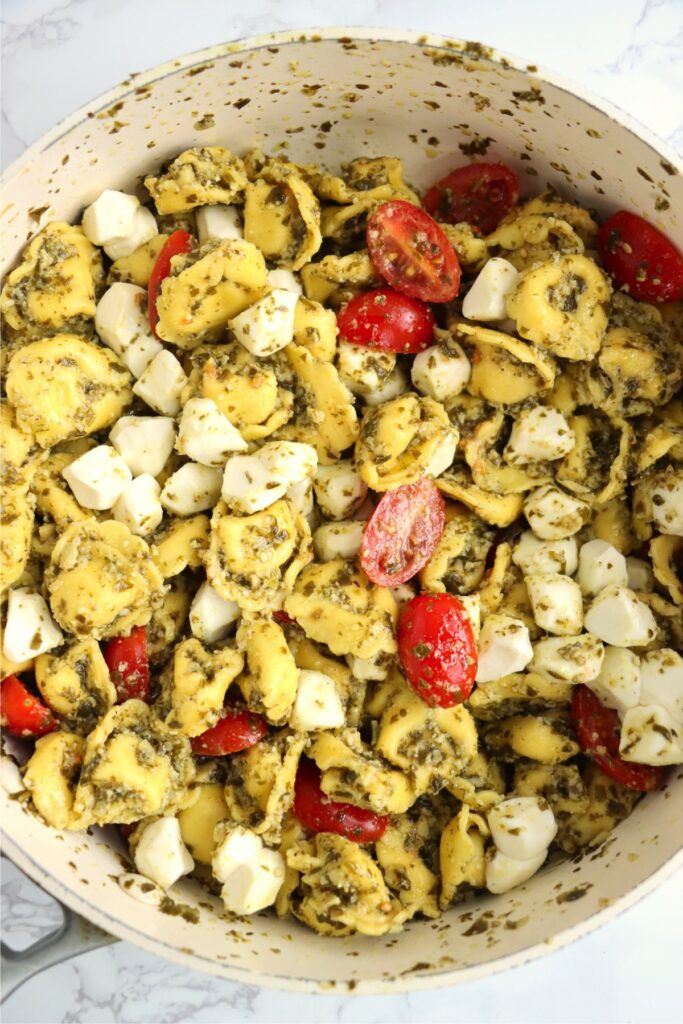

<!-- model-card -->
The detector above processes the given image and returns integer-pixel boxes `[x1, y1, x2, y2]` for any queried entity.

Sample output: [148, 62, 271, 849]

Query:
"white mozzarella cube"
[176, 398, 247, 467]
[134, 817, 194, 891]
[577, 539, 628, 596]
[62, 444, 132, 510]
[584, 586, 658, 648]
[230, 289, 298, 357]
[196, 204, 243, 244]
[458, 593, 481, 639]
[287, 478, 316, 525]
[259, 441, 318, 486]
[346, 652, 391, 682]
[189, 582, 241, 645]
[530, 633, 604, 683]
[109, 415, 176, 478]
[336, 341, 397, 399]
[651, 471, 683, 537]
[620, 704, 683, 766]
[222, 453, 286, 514]
[267, 268, 303, 294]
[504, 406, 575, 464]
[424, 429, 458, 478]
[486, 848, 547, 895]
[410, 343, 471, 402]
[95, 282, 163, 376]
[523, 485, 590, 541]
[113, 474, 163, 536]
[588, 647, 641, 718]
[82, 189, 139, 246]
[133, 350, 188, 416]
[488, 796, 557, 861]
[313, 520, 365, 562]
[626, 556, 655, 593]
[525, 573, 583, 636]
[462, 257, 521, 322]
[160, 463, 222, 516]
[362, 365, 409, 407]
[313, 461, 368, 521]
[290, 669, 345, 731]
[639, 649, 683, 726]
[512, 532, 578, 577]
[3, 589, 63, 664]
[220, 849, 285, 915]
[212, 826, 263, 884]
[390, 583, 416, 612]
[104, 206, 158, 261]
[475, 614, 533, 683]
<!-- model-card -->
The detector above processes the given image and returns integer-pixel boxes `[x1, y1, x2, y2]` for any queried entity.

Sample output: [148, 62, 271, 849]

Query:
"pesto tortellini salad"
[1, 145, 682, 938]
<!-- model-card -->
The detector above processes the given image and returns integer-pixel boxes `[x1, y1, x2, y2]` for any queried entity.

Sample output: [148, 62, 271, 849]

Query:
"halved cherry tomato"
[0, 674, 57, 738]
[273, 610, 295, 625]
[423, 162, 520, 235]
[360, 478, 445, 587]
[147, 229, 193, 336]
[102, 626, 149, 703]
[571, 685, 665, 792]
[398, 593, 477, 708]
[191, 704, 267, 757]
[337, 287, 435, 353]
[366, 200, 461, 303]
[598, 210, 683, 303]
[293, 758, 388, 843]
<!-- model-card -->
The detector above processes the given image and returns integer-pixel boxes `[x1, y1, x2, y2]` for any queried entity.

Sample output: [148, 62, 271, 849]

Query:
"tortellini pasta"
[166, 638, 244, 736]
[455, 322, 557, 405]
[243, 156, 322, 270]
[144, 147, 248, 213]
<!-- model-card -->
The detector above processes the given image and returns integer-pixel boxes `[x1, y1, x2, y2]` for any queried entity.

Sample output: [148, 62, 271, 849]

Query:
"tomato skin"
[423, 162, 520, 235]
[191, 705, 267, 757]
[571, 685, 666, 792]
[598, 210, 683, 303]
[272, 610, 295, 625]
[102, 626, 150, 703]
[398, 594, 478, 708]
[0, 674, 57, 738]
[293, 758, 388, 843]
[147, 229, 193, 336]
[337, 287, 436, 353]
[360, 478, 446, 587]
[366, 201, 461, 303]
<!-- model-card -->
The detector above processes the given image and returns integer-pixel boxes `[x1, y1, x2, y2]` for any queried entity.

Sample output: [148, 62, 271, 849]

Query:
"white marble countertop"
[1, 0, 682, 1021]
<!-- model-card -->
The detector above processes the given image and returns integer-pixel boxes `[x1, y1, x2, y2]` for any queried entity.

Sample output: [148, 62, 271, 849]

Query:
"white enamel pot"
[1, 27, 682, 998]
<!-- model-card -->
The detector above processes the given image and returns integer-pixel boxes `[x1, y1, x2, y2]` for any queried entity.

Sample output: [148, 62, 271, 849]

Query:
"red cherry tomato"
[147, 229, 193, 336]
[272, 610, 295, 625]
[0, 674, 57, 738]
[293, 758, 388, 843]
[102, 626, 149, 703]
[360, 478, 446, 587]
[366, 200, 461, 303]
[598, 210, 683, 303]
[571, 685, 666, 792]
[337, 287, 436, 353]
[191, 704, 267, 757]
[423, 162, 520, 235]
[398, 593, 478, 708]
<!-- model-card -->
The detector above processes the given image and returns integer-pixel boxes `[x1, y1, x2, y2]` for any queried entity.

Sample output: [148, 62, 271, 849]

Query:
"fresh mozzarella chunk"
[525, 573, 583, 636]
[267, 268, 303, 295]
[160, 463, 222, 516]
[626, 557, 655, 593]
[287, 478, 315, 523]
[189, 581, 241, 645]
[523, 486, 590, 541]
[486, 848, 547, 895]
[390, 583, 416, 611]
[504, 406, 575, 464]
[336, 341, 397, 399]
[82, 189, 139, 246]
[639, 649, 683, 726]
[95, 282, 163, 377]
[259, 441, 318, 486]
[530, 633, 604, 683]
[134, 817, 194, 891]
[363, 365, 409, 407]
[62, 444, 132, 510]
[410, 343, 471, 402]
[512, 532, 578, 576]
[212, 826, 263, 884]
[313, 520, 365, 562]
[584, 586, 658, 648]
[230, 289, 298, 357]
[346, 652, 391, 682]
[220, 849, 285, 915]
[475, 614, 533, 683]
[113, 474, 163, 536]
[313, 461, 368, 521]
[196, 204, 243, 244]
[177, 398, 247, 467]
[424, 429, 458, 478]
[104, 206, 158, 261]
[577, 539, 628, 596]
[651, 472, 683, 536]
[488, 796, 557, 861]
[462, 257, 520, 322]
[290, 669, 345, 731]
[458, 593, 481, 640]
[588, 647, 641, 717]
[133, 350, 188, 416]
[221, 442, 317, 515]
[109, 415, 176, 477]
[620, 704, 683, 766]
[3, 589, 63, 664]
